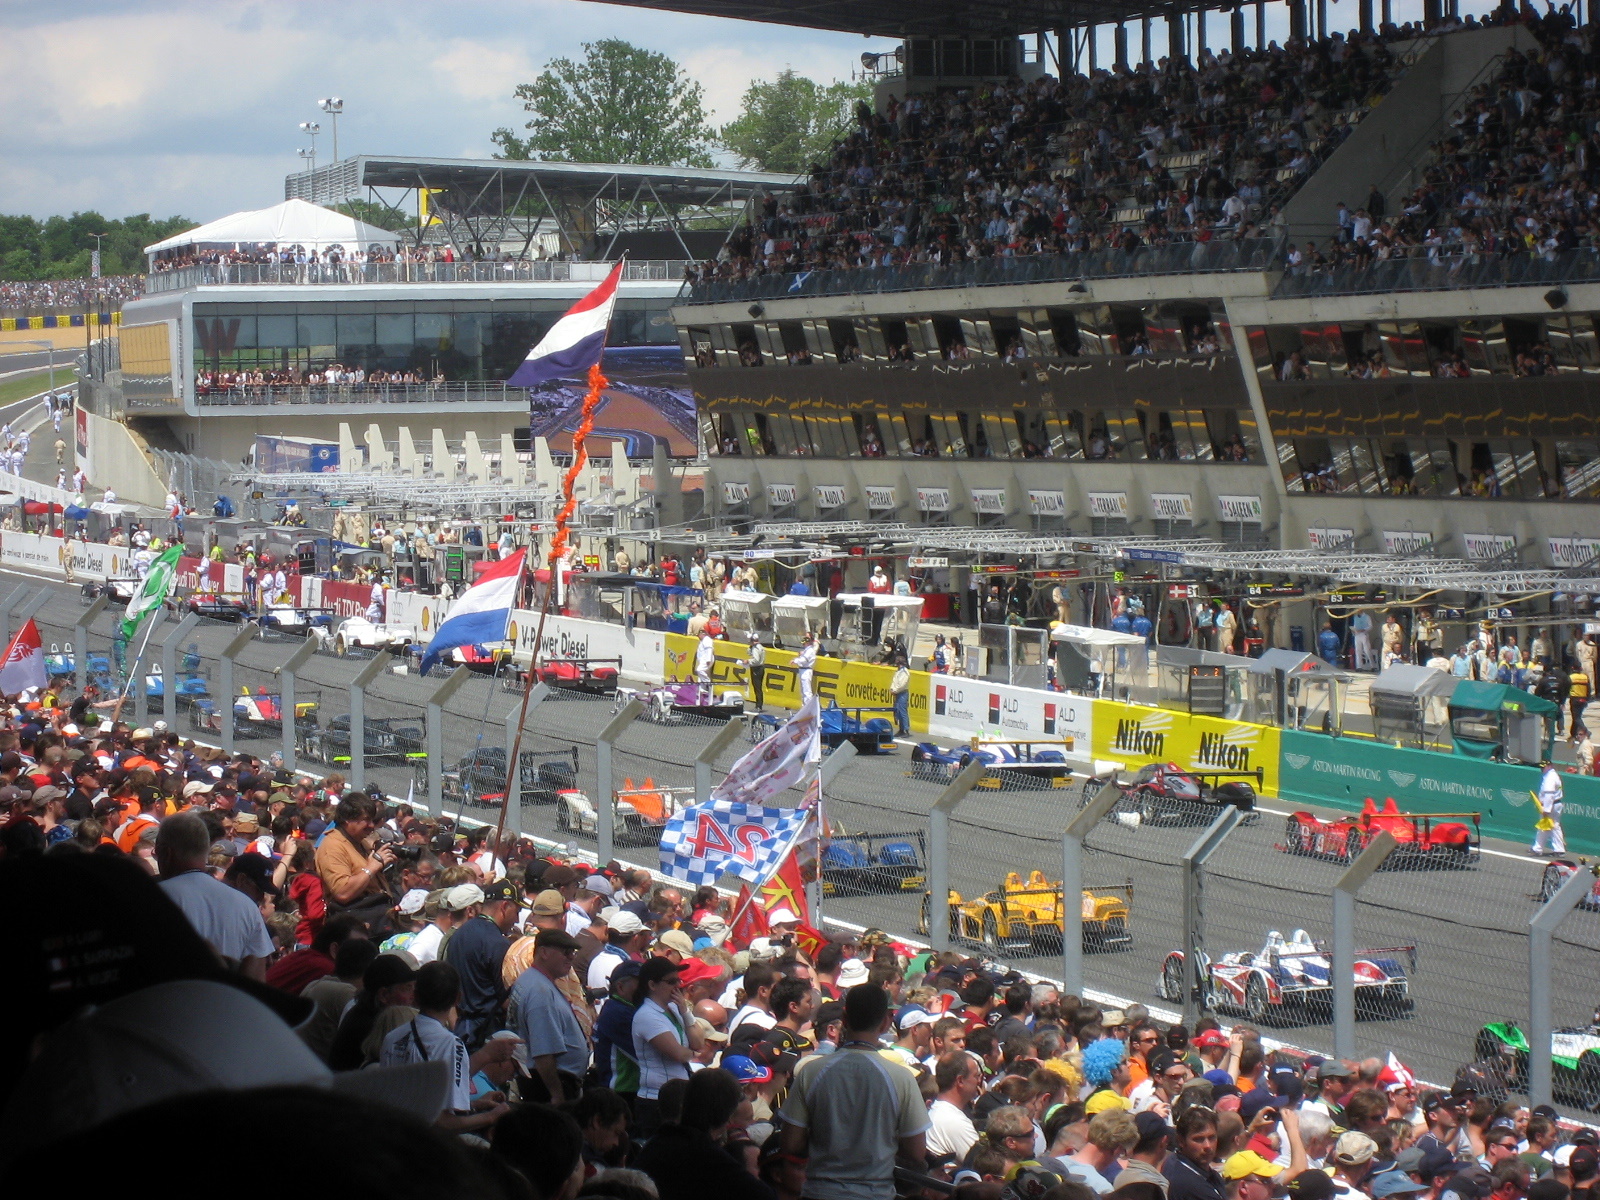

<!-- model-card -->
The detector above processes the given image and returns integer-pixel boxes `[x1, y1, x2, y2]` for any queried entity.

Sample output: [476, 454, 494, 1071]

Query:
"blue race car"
[910, 736, 1072, 788]
[750, 701, 898, 753]
[821, 827, 926, 895]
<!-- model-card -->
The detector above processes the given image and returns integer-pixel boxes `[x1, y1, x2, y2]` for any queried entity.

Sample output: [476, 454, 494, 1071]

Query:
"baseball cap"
[896, 1006, 935, 1032]
[606, 909, 645, 934]
[224, 852, 279, 896]
[1372, 1171, 1429, 1198]
[1317, 1059, 1354, 1080]
[1287, 1171, 1337, 1200]
[397, 888, 429, 916]
[584, 874, 615, 897]
[182, 781, 214, 799]
[677, 957, 723, 986]
[542, 864, 579, 889]
[481, 879, 520, 906]
[1135, 1111, 1173, 1143]
[1204, 1068, 1236, 1088]
[31, 785, 66, 805]
[766, 906, 799, 927]
[1101, 1008, 1128, 1027]
[747, 937, 782, 961]
[697, 915, 730, 946]
[530, 889, 566, 916]
[722, 1054, 773, 1084]
[0, 978, 450, 1163]
[814, 1000, 845, 1032]
[1222, 1151, 1280, 1181]
[657, 930, 695, 956]
[534, 927, 582, 952]
[838, 959, 870, 987]
[1334, 1132, 1378, 1166]
[1572, 1147, 1600, 1182]
[1238, 1089, 1279, 1125]
[233, 812, 259, 832]
[1441, 1169, 1494, 1200]
[443, 883, 484, 912]
[637, 955, 682, 988]
[1194, 1029, 1230, 1049]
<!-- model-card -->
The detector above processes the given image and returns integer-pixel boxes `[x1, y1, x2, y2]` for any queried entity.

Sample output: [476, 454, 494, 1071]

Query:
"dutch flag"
[506, 261, 625, 388]
[419, 550, 524, 676]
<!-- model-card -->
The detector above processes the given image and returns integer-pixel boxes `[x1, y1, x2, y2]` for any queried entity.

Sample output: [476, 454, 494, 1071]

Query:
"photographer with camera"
[315, 793, 397, 935]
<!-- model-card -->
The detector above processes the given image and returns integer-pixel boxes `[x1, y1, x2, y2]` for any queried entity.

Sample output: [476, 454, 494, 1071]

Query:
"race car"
[45, 648, 113, 689]
[452, 641, 510, 673]
[82, 578, 139, 604]
[144, 667, 211, 710]
[1158, 928, 1415, 1024]
[256, 604, 336, 639]
[919, 870, 1133, 953]
[1538, 858, 1600, 908]
[185, 592, 250, 622]
[504, 656, 622, 695]
[319, 615, 416, 656]
[1282, 798, 1480, 867]
[909, 736, 1073, 789]
[421, 746, 581, 810]
[1475, 1020, 1600, 1110]
[617, 681, 745, 724]
[190, 687, 320, 738]
[820, 827, 925, 896]
[298, 714, 425, 766]
[556, 777, 690, 846]
[1115, 761, 1260, 825]
[751, 702, 897, 754]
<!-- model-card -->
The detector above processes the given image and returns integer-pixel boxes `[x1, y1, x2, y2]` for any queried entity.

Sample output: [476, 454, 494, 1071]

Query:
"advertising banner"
[970, 488, 1007, 515]
[1150, 493, 1195, 521]
[916, 487, 951, 513]
[510, 609, 667, 681]
[721, 481, 751, 505]
[1087, 491, 1130, 519]
[1549, 537, 1600, 568]
[1093, 699, 1280, 794]
[1383, 530, 1433, 555]
[1278, 729, 1600, 855]
[766, 483, 799, 508]
[1028, 489, 1065, 517]
[927, 678, 1093, 749]
[1307, 527, 1356, 551]
[813, 484, 847, 510]
[662, 632, 929, 734]
[1463, 533, 1516, 561]
[1216, 494, 1264, 523]
[864, 485, 897, 511]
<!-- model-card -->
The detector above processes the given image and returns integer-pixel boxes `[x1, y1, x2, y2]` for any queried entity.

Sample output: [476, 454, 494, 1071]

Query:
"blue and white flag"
[418, 549, 523, 675]
[659, 798, 811, 888]
[506, 261, 624, 388]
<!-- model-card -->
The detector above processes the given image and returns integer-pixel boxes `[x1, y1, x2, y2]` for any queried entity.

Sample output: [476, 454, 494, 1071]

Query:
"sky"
[0, 0, 870, 223]
[0, 0, 1455, 225]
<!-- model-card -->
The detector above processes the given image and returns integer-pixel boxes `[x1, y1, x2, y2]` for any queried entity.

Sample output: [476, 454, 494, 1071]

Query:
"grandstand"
[587, 0, 1600, 565]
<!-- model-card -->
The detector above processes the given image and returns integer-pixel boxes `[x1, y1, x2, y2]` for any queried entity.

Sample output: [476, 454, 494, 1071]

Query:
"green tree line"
[0, 211, 195, 281]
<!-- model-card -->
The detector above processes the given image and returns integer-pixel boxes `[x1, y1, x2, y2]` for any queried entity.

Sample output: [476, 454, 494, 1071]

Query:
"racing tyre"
[1540, 862, 1568, 902]
[1159, 954, 1186, 1003]
[1342, 829, 1366, 864]
[1284, 816, 1303, 854]
[556, 804, 570, 832]
[1245, 976, 1271, 1025]
[981, 910, 1003, 952]
[1137, 788, 1165, 825]
[333, 635, 349, 657]
[1579, 1051, 1600, 1112]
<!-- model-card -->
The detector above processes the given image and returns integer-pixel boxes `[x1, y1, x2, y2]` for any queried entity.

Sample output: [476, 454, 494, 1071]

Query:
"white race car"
[320, 615, 415, 655]
[556, 780, 693, 846]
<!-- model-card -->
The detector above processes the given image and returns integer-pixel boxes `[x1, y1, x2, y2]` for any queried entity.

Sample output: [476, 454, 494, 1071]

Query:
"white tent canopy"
[144, 198, 399, 258]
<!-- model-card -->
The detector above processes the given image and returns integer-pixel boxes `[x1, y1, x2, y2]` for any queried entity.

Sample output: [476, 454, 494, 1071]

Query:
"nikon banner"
[662, 633, 929, 735]
[1093, 700, 1280, 794]
[1278, 729, 1600, 855]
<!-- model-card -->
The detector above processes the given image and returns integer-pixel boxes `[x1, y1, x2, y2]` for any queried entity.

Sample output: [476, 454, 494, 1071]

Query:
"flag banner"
[419, 549, 524, 675]
[711, 696, 820, 808]
[659, 797, 812, 888]
[0, 618, 46, 696]
[507, 261, 624, 389]
[120, 544, 182, 642]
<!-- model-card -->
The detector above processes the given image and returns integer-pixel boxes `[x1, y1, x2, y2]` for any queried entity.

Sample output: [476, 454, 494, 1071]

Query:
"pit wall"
[5, 547, 1590, 857]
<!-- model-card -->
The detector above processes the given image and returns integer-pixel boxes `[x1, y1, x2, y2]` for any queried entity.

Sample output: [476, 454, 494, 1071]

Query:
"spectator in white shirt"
[926, 1051, 983, 1160]
[155, 813, 272, 980]
[380, 960, 513, 1135]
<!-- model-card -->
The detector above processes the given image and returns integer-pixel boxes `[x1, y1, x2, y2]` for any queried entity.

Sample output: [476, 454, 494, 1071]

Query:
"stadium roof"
[584, 0, 1190, 38]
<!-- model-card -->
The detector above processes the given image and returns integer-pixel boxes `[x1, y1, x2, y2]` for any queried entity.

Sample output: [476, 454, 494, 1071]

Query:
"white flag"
[711, 696, 820, 808]
[0, 619, 47, 696]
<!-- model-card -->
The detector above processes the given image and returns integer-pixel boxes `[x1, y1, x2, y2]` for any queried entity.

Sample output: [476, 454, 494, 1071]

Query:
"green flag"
[120, 544, 183, 643]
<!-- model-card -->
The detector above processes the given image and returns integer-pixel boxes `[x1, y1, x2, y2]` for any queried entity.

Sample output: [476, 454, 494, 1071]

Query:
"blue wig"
[1081, 1036, 1127, 1087]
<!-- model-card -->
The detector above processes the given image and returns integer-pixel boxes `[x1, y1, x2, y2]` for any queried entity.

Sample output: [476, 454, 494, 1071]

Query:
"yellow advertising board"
[1091, 700, 1280, 795]
[662, 634, 929, 734]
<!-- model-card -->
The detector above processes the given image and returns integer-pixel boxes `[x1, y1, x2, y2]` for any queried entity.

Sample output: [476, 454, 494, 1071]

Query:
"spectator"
[379, 960, 511, 1135]
[444, 878, 518, 1050]
[632, 1067, 777, 1199]
[314, 792, 396, 931]
[509, 926, 591, 1103]
[155, 811, 273, 980]
[632, 955, 705, 1138]
[1167, 1105, 1225, 1200]
[927, 1051, 983, 1159]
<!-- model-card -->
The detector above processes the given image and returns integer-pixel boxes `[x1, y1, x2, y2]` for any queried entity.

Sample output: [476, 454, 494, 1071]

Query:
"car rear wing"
[1359, 944, 1419, 974]
[997, 875, 1135, 901]
[1190, 767, 1266, 786]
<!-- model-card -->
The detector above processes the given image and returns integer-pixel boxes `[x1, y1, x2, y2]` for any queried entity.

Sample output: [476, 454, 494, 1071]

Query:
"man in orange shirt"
[113, 787, 164, 853]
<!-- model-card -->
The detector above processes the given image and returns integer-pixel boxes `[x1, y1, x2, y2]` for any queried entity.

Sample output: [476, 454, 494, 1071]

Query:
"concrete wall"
[1281, 25, 1530, 241]
[80, 408, 168, 508]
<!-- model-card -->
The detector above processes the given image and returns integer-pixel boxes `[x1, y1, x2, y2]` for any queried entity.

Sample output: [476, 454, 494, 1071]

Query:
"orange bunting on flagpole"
[547, 360, 607, 569]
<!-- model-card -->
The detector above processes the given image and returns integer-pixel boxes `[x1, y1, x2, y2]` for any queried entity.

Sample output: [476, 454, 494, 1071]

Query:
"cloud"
[0, 0, 866, 222]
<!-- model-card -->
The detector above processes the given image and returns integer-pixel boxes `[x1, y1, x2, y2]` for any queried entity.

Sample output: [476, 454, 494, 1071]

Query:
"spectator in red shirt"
[265, 914, 368, 996]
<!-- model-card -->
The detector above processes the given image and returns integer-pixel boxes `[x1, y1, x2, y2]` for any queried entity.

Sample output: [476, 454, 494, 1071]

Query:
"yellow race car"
[918, 870, 1133, 954]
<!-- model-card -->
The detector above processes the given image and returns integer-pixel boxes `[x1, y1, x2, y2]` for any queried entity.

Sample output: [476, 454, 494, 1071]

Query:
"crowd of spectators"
[196, 365, 449, 398]
[0, 275, 142, 313]
[689, 22, 1457, 289]
[6, 719, 1598, 1200]
[1284, 6, 1598, 280]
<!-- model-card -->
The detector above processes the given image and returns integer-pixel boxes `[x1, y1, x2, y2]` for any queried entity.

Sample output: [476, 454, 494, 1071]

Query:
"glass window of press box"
[191, 300, 678, 380]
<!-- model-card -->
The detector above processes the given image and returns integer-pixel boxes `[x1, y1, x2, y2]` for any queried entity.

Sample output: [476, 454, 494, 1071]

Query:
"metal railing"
[194, 380, 522, 407]
[1274, 246, 1600, 297]
[145, 259, 690, 292]
[678, 238, 1284, 305]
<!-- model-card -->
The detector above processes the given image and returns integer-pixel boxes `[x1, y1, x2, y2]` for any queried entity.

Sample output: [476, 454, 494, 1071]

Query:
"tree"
[491, 39, 717, 167]
[0, 211, 194, 280]
[720, 71, 871, 174]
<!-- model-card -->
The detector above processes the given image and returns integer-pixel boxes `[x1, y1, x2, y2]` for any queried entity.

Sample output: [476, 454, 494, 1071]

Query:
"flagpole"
[492, 553, 535, 851]
[110, 602, 165, 726]
[725, 810, 815, 932]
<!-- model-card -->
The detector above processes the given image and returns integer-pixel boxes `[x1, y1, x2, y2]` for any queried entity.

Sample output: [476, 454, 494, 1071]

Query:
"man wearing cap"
[1306, 1060, 1356, 1121]
[1223, 1151, 1283, 1200]
[889, 1007, 936, 1068]
[1416, 1089, 1468, 1161]
[593, 961, 643, 1103]
[509, 926, 591, 1104]
[1132, 1048, 1194, 1115]
[379, 960, 512, 1135]
[413, 883, 477, 965]
[653, 928, 696, 965]
[1116, 1112, 1176, 1195]
[588, 909, 649, 993]
[1331, 1131, 1380, 1200]
[444, 878, 520, 1052]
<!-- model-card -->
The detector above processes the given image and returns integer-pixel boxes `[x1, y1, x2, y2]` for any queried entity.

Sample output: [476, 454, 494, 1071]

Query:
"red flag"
[731, 884, 769, 946]
[794, 921, 828, 961]
[760, 847, 811, 926]
[0, 619, 46, 696]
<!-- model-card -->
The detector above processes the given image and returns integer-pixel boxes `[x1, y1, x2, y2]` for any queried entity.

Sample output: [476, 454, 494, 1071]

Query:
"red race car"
[1282, 797, 1480, 868]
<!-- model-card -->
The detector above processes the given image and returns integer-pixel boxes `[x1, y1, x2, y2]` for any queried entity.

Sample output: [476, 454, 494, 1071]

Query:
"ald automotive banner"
[1093, 701, 1280, 795]
[1278, 729, 1600, 855]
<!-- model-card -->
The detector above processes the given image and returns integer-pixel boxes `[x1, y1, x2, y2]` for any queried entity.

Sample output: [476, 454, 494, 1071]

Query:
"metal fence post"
[159, 612, 201, 720]
[425, 666, 473, 813]
[74, 595, 110, 692]
[347, 650, 394, 792]
[596, 700, 644, 866]
[1331, 830, 1397, 1060]
[1180, 806, 1243, 1026]
[15, 587, 50, 631]
[926, 759, 988, 953]
[502, 682, 551, 841]
[807, 742, 859, 919]
[218, 623, 258, 754]
[133, 609, 164, 727]
[1529, 862, 1600, 1108]
[0, 584, 30, 648]
[276, 637, 319, 771]
[1062, 774, 1123, 998]
[695, 717, 749, 803]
